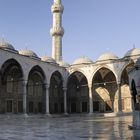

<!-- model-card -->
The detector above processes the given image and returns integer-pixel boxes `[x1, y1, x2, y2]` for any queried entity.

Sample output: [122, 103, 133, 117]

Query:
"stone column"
[22, 80, 27, 115]
[117, 82, 122, 113]
[45, 84, 50, 115]
[63, 87, 68, 114]
[89, 84, 93, 114]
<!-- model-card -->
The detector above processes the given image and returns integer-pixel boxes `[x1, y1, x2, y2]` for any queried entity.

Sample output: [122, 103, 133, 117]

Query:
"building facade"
[0, 0, 140, 115]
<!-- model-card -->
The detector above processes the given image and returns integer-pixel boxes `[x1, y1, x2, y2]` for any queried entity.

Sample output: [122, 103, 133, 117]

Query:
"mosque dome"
[19, 49, 39, 58]
[0, 40, 16, 51]
[124, 48, 140, 57]
[73, 57, 93, 65]
[97, 52, 118, 61]
[57, 60, 70, 67]
[41, 56, 56, 63]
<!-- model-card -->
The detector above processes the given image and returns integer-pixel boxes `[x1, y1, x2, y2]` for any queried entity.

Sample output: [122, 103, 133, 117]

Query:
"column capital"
[88, 84, 92, 89]
[22, 80, 28, 86]
[63, 87, 67, 91]
[44, 84, 50, 89]
[117, 81, 121, 85]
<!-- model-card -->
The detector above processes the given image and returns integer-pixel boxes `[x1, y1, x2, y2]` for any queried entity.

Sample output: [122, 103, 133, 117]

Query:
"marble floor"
[0, 114, 139, 140]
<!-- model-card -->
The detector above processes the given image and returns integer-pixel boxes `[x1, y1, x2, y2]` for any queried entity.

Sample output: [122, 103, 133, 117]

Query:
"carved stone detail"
[51, 4, 64, 13]
[50, 27, 64, 36]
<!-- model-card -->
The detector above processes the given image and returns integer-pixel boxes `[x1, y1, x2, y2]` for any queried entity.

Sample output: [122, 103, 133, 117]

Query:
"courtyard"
[0, 114, 139, 140]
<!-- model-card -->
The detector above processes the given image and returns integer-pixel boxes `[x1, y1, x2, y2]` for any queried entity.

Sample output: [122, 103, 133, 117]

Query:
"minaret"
[50, 0, 64, 62]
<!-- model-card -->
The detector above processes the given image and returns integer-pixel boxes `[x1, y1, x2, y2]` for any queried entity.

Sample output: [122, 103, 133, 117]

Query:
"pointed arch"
[0, 59, 24, 113]
[27, 65, 46, 114]
[49, 71, 64, 114]
[90, 65, 117, 85]
[92, 67, 117, 113]
[118, 60, 135, 82]
[67, 71, 89, 113]
[1, 59, 23, 84]
[119, 62, 135, 112]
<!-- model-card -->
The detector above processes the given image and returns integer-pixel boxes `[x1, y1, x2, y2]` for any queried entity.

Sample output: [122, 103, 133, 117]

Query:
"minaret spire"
[54, 0, 61, 4]
[50, 0, 64, 62]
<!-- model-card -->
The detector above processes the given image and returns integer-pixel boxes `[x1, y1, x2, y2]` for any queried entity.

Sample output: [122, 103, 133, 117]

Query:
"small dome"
[41, 56, 56, 63]
[57, 61, 70, 67]
[0, 40, 15, 51]
[125, 48, 140, 57]
[19, 49, 38, 58]
[97, 52, 118, 61]
[73, 57, 93, 65]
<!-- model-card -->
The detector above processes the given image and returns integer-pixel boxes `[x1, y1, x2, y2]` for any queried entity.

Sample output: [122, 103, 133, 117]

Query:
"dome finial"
[24, 43, 29, 50]
[1, 34, 5, 43]
[0, 36, 6, 45]
[133, 44, 136, 49]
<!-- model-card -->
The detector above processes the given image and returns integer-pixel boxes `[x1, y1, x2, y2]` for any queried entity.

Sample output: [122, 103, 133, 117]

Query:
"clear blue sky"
[0, 0, 140, 63]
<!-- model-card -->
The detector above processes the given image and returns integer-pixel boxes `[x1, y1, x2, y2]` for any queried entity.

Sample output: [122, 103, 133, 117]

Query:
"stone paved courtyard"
[0, 114, 139, 140]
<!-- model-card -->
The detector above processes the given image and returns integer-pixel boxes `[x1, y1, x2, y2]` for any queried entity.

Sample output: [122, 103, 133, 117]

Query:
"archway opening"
[67, 71, 89, 114]
[49, 71, 63, 114]
[121, 68, 132, 112]
[1, 59, 23, 113]
[92, 67, 117, 113]
[27, 66, 46, 114]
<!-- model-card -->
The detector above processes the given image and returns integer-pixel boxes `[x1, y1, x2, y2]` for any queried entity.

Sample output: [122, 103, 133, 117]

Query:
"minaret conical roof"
[54, 0, 61, 4]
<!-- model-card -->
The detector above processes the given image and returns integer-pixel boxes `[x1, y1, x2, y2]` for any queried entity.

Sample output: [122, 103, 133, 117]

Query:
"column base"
[23, 113, 28, 117]
[64, 112, 69, 116]
[116, 111, 123, 116]
[88, 112, 94, 116]
[45, 113, 51, 117]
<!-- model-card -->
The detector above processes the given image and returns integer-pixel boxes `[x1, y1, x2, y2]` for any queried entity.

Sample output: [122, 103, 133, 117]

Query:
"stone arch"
[49, 71, 64, 114]
[67, 71, 89, 113]
[1, 59, 23, 83]
[90, 65, 117, 85]
[119, 63, 134, 112]
[92, 67, 117, 113]
[118, 60, 135, 82]
[0, 58, 24, 113]
[67, 68, 89, 85]
[27, 65, 46, 114]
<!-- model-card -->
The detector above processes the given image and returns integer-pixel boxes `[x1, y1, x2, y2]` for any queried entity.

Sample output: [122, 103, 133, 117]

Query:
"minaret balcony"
[51, 4, 64, 13]
[50, 27, 64, 36]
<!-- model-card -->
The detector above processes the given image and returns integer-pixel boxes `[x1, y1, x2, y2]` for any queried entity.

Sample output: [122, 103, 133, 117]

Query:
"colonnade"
[22, 81, 123, 115]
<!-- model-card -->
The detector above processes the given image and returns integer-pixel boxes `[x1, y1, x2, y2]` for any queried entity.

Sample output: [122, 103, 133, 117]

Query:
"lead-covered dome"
[125, 48, 140, 57]
[41, 56, 56, 64]
[73, 57, 93, 65]
[97, 52, 118, 61]
[0, 40, 16, 51]
[19, 49, 39, 58]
